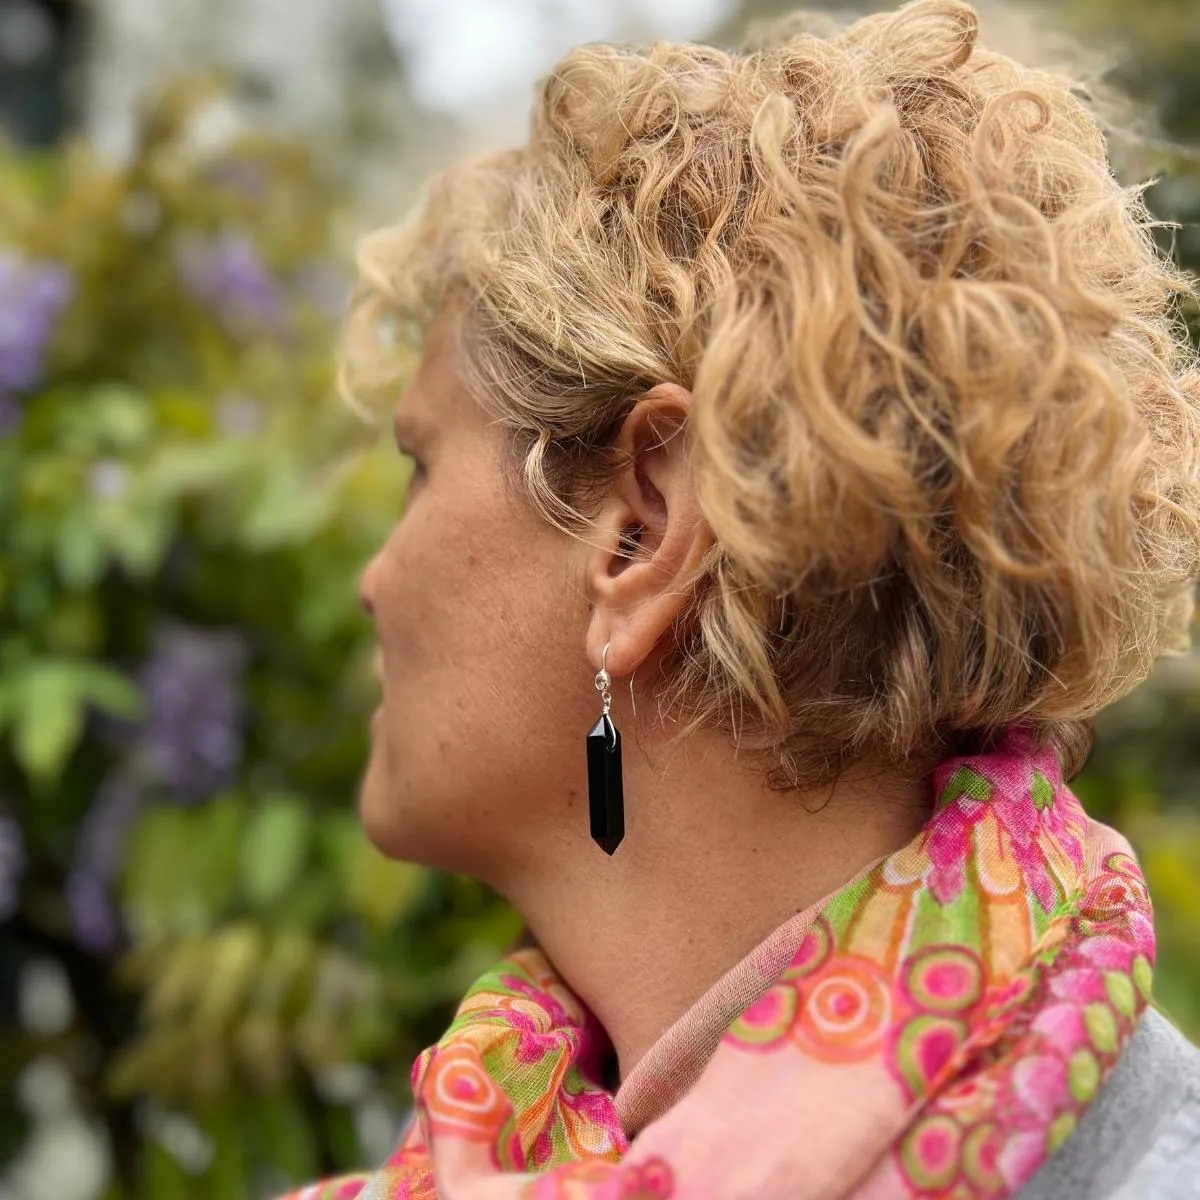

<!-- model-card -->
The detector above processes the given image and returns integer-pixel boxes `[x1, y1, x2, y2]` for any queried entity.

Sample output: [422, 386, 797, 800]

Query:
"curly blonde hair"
[345, 0, 1200, 788]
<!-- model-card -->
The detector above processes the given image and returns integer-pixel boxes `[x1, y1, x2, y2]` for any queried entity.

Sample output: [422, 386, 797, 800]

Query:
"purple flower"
[0, 814, 26, 923]
[135, 623, 248, 803]
[67, 776, 141, 951]
[0, 251, 73, 400]
[175, 230, 283, 335]
[66, 869, 121, 954]
[66, 774, 144, 952]
[67, 623, 248, 950]
[0, 393, 22, 437]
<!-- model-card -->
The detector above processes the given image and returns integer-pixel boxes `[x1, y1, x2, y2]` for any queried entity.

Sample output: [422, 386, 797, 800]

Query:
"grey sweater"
[1021, 1008, 1200, 1199]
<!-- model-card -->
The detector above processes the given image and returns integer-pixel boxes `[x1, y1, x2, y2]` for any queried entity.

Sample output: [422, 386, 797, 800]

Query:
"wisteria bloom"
[135, 622, 248, 803]
[0, 250, 74, 399]
[66, 777, 141, 952]
[0, 814, 25, 922]
[68, 623, 248, 949]
[175, 229, 284, 335]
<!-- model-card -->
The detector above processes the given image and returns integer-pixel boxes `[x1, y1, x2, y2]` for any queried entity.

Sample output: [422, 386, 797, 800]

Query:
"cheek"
[375, 475, 578, 717]
[371, 493, 474, 654]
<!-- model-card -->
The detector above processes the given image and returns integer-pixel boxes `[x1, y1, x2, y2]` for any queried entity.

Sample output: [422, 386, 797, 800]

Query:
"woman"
[285, 0, 1200, 1196]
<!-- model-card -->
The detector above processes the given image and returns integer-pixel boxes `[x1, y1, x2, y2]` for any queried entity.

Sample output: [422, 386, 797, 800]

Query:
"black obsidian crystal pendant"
[586, 713, 625, 855]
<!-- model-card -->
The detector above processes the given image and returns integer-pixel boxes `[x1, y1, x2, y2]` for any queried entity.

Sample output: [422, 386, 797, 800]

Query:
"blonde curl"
[343, 0, 1200, 788]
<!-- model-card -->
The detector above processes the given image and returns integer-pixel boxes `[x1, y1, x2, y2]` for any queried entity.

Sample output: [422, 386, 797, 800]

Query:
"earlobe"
[584, 385, 714, 681]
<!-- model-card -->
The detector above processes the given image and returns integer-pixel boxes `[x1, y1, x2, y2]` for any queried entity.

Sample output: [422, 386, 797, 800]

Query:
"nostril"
[358, 561, 378, 618]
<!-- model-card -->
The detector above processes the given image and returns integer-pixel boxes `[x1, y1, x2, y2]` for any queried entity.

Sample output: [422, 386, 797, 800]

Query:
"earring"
[586, 642, 625, 855]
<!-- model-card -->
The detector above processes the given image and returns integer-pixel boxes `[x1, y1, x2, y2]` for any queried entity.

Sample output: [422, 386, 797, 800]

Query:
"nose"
[358, 554, 381, 619]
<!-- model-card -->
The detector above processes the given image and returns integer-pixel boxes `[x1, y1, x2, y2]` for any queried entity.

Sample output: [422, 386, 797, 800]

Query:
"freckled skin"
[357, 312, 595, 884]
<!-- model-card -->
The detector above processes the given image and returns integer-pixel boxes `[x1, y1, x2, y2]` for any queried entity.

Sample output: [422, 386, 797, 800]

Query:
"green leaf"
[12, 672, 85, 784]
[251, 1095, 318, 1183]
[1, 658, 140, 788]
[191, 796, 244, 926]
[138, 1142, 191, 1200]
[272, 871, 338, 930]
[73, 661, 144, 720]
[0, 658, 136, 785]
[239, 796, 313, 909]
[141, 441, 245, 500]
[240, 466, 338, 550]
[317, 812, 363, 877]
[201, 1103, 249, 1200]
[98, 498, 175, 578]
[345, 839, 425, 930]
[54, 510, 109, 588]
[123, 807, 201, 941]
[88, 384, 155, 449]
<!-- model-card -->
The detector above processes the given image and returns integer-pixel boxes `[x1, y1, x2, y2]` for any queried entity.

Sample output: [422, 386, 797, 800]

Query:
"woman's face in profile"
[356, 310, 593, 883]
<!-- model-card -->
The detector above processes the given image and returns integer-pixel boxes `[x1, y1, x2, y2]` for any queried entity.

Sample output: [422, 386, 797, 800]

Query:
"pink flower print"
[317, 1179, 369, 1200]
[926, 800, 985, 905]
[1011, 1054, 1069, 1122]
[504, 1007, 573, 1066]
[1031, 1002, 1090, 1056]
[1077, 933, 1138, 973]
[985, 971, 1038, 1019]
[990, 776, 1084, 915]
[1048, 965, 1107, 1006]
[924, 738, 1085, 912]
[998, 1129, 1049, 1192]
[531, 1129, 554, 1169]
[725, 982, 798, 1052]
[1128, 911, 1156, 961]
[1082, 871, 1151, 927]
[499, 972, 575, 1029]
[936, 1071, 1002, 1115]
[560, 1084, 627, 1154]
[526, 1157, 675, 1200]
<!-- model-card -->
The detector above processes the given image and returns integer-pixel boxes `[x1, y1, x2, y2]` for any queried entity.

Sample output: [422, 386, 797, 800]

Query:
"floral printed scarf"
[284, 726, 1155, 1199]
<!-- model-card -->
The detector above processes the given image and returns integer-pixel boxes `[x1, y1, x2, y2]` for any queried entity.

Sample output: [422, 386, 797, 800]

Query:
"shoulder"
[1020, 1008, 1200, 1200]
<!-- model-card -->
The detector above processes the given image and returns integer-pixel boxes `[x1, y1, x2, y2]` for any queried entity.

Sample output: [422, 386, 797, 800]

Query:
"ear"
[584, 383, 714, 679]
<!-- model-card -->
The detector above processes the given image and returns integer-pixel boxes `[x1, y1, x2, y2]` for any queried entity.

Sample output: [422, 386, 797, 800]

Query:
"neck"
[498, 728, 935, 1086]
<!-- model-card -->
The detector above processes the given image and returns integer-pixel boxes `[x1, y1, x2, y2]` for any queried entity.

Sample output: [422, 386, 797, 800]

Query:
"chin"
[356, 752, 462, 873]
[358, 749, 411, 859]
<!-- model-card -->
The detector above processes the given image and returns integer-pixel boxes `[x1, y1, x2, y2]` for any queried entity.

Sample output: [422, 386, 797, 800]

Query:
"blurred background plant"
[0, 72, 524, 1200]
[0, 1, 1197, 1199]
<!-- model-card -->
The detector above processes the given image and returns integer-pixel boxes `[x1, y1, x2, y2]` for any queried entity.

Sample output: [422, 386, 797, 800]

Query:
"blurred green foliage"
[1, 3, 1200, 1198]
[0, 80, 521, 1199]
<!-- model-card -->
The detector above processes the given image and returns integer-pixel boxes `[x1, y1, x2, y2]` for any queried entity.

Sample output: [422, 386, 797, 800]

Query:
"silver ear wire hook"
[594, 642, 616, 750]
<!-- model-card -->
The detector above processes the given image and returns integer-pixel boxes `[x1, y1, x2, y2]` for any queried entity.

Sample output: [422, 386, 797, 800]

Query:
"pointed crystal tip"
[593, 835, 623, 856]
